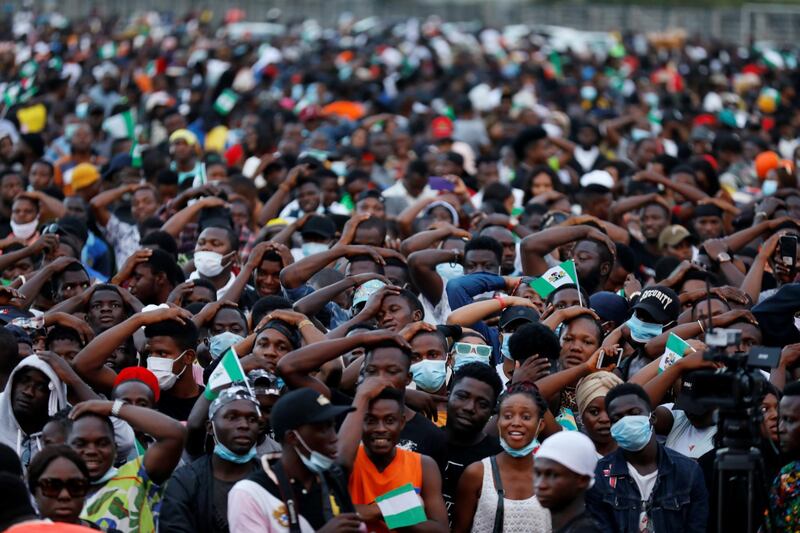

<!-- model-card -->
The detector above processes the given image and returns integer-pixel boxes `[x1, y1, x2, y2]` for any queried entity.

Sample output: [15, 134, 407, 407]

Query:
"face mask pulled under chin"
[293, 430, 335, 473]
[11, 217, 39, 240]
[146, 352, 188, 391]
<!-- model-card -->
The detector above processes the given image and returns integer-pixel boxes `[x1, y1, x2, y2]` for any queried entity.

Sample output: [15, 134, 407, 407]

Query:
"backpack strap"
[490, 455, 504, 533]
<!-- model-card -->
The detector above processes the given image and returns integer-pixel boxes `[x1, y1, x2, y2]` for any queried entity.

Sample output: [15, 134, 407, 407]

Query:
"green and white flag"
[529, 260, 578, 299]
[103, 109, 135, 140]
[375, 483, 427, 529]
[213, 88, 239, 116]
[207, 347, 248, 393]
[658, 333, 694, 374]
[130, 140, 143, 169]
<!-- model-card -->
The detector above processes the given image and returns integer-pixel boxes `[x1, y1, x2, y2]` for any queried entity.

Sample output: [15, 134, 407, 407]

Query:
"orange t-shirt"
[348, 445, 423, 533]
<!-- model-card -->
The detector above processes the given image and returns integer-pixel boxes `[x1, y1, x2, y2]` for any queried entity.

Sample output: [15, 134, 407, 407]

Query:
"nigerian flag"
[130, 140, 143, 169]
[103, 109, 135, 140]
[658, 333, 694, 374]
[529, 260, 577, 298]
[213, 88, 239, 116]
[207, 347, 248, 398]
[375, 484, 427, 529]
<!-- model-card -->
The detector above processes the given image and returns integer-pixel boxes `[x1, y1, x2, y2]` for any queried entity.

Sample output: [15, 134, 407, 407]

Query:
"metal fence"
[15, 1, 800, 45]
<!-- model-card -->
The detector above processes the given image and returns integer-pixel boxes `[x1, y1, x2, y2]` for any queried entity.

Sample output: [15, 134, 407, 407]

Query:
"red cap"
[431, 116, 454, 140]
[113, 367, 160, 402]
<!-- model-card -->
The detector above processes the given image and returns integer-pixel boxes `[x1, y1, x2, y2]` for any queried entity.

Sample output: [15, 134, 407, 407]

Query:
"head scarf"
[575, 371, 624, 416]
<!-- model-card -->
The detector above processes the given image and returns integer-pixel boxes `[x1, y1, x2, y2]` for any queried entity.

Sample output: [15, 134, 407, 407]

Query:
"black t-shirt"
[441, 433, 502, 524]
[399, 412, 446, 465]
[157, 388, 203, 421]
[628, 237, 660, 279]
[556, 510, 604, 533]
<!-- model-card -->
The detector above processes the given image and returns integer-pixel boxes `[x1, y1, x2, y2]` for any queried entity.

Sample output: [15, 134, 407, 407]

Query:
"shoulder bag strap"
[263, 458, 303, 533]
[490, 456, 504, 533]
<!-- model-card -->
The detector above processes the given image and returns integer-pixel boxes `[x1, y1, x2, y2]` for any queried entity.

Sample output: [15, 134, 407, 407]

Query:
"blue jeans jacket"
[586, 443, 709, 532]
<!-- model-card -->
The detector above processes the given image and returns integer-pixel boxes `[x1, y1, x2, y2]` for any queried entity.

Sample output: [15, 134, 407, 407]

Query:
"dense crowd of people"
[0, 5, 799, 533]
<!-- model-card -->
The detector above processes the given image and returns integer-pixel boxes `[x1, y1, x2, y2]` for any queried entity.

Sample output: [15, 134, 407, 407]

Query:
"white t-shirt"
[627, 463, 658, 532]
[662, 403, 717, 459]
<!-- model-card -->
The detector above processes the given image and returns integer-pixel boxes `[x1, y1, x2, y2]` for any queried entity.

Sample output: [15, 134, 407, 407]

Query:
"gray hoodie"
[0, 354, 68, 467]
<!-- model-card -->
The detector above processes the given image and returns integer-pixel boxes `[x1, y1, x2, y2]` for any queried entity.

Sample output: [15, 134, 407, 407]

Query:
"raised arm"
[634, 170, 709, 204]
[224, 242, 292, 304]
[520, 225, 592, 276]
[17, 256, 79, 310]
[396, 197, 437, 238]
[71, 306, 193, 392]
[280, 244, 385, 289]
[0, 233, 56, 276]
[256, 164, 306, 226]
[550, 135, 577, 168]
[336, 377, 391, 472]
[293, 273, 386, 319]
[740, 231, 782, 303]
[401, 224, 467, 256]
[160, 196, 228, 238]
[407, 248, 460, 306]
[561, 215, 630, 245]
[90, 183, 137, 227]
[608, 193, 665, 224]
[447, 296, 534, 327]
[22, 191, 65, 221]
[70, 400, 186, 485]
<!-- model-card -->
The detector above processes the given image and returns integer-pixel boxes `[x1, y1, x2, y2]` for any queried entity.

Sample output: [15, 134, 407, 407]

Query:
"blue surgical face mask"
[499, 433, 540, 458]
[452, 353, 491, 371]
[209, 331, 245, 359]
[500, 334, 512, 360]
[92, 466, 119, 486]
[293, 430, 335, 473]
[212, 423, 257, 464]
[611, 415, 653, 452]
[435, 262, 464, 283]
[410, 359, 447, 393]
[762, 179, 778, 196]
[625, 315, 663, 343]
[302, 242, 329, 257]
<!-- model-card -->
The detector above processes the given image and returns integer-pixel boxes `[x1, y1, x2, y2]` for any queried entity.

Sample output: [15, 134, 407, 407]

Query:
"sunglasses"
[37, 477, 90, 499]
[453, 342, 493, 358]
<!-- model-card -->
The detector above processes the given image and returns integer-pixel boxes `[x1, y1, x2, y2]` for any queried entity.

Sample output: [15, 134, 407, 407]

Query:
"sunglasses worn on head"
[37, 477, 90, 498]
[453, 342, 493, 358]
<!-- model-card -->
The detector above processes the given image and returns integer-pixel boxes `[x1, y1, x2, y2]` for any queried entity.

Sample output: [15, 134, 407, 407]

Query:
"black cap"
[102, 153, 133, 181]
[674, 371, 711, 416]
[300, 215, 336, 240]
[499, 306, 539, 330]
[271, 388, 355, 441]
[632, 285, 680, 324]
[0, 306, 33, 324]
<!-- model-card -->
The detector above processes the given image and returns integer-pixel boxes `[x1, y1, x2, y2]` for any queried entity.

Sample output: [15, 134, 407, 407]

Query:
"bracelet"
[697, 320, 705, 333]
[494, 295, 506, 309]
[298, 319, 314, 329]
[110, 399, 124, 417]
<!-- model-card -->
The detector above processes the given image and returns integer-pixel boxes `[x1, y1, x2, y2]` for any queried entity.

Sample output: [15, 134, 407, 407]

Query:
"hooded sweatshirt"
[0, 354, 68, 467]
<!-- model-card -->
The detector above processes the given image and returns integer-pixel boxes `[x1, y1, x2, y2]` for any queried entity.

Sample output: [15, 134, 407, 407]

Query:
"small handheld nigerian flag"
[213, 88, 239, 116]
[658, 333, 694, 374]
[206, 347, 250, 399]
[103, 109, 135, 140]
[529, 260, 578, 299]
[130, 140, 143, 168]
[375, 483, 427, 529]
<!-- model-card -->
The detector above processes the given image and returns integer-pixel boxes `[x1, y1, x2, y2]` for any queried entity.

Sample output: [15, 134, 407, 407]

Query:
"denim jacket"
[586, 443, 709, 532]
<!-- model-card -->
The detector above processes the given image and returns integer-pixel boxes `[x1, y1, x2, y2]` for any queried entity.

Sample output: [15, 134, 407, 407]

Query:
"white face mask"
[194, 250, 225, 277]
[146, 352, 188, 391]
[301, 242, 329, 257]
[11, 217, 39, 240]
[795, 316, 800, 334]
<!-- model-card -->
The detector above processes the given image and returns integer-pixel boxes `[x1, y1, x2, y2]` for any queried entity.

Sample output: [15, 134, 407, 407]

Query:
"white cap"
[579, 169, 614, 190]
[536, 431, 598, 487]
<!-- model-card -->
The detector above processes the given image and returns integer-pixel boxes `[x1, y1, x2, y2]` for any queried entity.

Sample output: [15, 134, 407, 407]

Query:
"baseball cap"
[300, 215, 336, 240]
[589, 291, 629, 326]
[0, 306, 33, 324]
[102, 153, 133, 181]
[352, 279, 386, 309]
[71, 163, 100, 191]
[169, 129, 198, 146]
[658, 225, 693, 249]
[499, 306, 540, 330]
[535, 431, 598, 487]
[270, 388, 355, 441]
[431, 116, 454, 140]
[673, 371, 711, 416]
[632, 286, 680, 325]
[579, 170, 614, 191]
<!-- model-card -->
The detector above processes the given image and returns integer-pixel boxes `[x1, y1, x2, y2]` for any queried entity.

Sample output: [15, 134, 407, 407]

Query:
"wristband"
[697, 320, 705, 334]
[298, 319, 314, 329]
[110, 399, 124, 417]
[494, 295, 506, 309]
